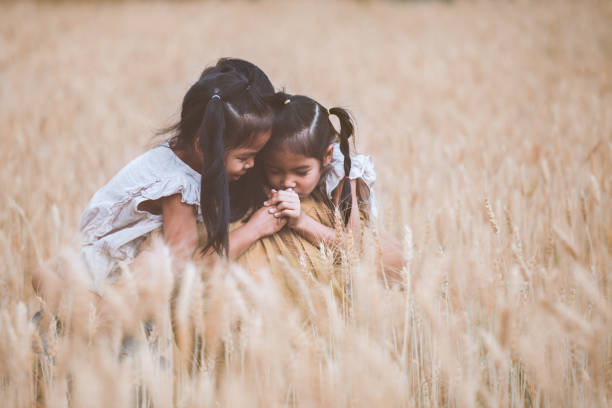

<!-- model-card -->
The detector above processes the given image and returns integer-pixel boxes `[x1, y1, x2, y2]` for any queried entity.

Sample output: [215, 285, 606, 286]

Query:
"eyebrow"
[264, 164, 311, 171]
[238, 150, 258, 156]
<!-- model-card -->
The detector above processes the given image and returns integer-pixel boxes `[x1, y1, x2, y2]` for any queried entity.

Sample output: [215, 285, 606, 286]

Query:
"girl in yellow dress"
[233, 93, 403, 309]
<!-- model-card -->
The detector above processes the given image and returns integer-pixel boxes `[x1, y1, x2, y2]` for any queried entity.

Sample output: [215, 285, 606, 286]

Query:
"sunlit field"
[1, 0, 611, 407]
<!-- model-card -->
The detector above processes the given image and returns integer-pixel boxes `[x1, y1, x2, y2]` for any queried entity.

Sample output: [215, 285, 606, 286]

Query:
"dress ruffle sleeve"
[137, 174, 202, 217]
[80, 144, 202, 292]
[324, 142, 378, 219]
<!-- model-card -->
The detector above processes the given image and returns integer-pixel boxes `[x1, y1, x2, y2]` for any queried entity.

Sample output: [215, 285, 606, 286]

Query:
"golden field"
[1, 0, 611, 406]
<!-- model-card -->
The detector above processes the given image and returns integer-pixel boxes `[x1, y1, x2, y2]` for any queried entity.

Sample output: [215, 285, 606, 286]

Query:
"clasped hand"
[246, 188, 302, 239]
[264, 188, 302, 227]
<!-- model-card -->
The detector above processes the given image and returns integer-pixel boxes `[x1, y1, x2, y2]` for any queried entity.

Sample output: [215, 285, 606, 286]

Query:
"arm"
[292, 212, 338, 246]
[228, 223, 262, 259]
[227, 205, 287, 259]
[293, 181, 362, 246]
[161, 195, 286, 263]
[376, 230, 404, 285]
[269, 189, 347, 247]
[273, 188, 405, 283]
[160, 194, 199, 262]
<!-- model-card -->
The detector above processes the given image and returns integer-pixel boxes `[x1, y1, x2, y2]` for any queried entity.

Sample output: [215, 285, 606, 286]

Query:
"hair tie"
[211, 94, 221, 101]
[284, 98, 291, 105]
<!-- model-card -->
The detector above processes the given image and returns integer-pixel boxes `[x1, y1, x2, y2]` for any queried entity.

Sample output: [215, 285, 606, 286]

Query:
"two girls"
[35, 58, 401, 299]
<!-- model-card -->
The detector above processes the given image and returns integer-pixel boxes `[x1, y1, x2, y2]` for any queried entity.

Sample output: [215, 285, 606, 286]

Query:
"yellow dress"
[230, 195, 349, 320]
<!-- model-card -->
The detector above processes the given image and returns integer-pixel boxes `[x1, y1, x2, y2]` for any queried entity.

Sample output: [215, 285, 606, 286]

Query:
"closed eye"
[238, 154, 255, 162]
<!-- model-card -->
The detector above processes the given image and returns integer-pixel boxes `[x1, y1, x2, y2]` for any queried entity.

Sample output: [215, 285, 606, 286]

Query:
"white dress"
[80, 143, 202, 292]
[80, 142, 376, 292]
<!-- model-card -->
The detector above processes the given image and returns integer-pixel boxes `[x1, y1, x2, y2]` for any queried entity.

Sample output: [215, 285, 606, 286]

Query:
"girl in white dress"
[77, 65, 286, 292]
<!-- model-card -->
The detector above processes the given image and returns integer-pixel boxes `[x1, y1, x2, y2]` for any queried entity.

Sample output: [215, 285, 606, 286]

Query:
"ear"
[322, 144, 334, 167]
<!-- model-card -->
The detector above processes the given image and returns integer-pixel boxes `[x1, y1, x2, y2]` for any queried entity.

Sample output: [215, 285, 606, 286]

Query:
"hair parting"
[309, 104, 320, 136]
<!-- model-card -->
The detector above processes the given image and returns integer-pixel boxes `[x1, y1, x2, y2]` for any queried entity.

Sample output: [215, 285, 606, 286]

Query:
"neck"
[173, 148, 202, 174]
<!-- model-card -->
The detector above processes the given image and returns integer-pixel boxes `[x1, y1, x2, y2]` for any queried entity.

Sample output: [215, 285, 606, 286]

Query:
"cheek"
[307, 171, 322, 185]
[266, 173, 280, 183]
[226, 159, 240, 173]
[299, 173, 321, 190]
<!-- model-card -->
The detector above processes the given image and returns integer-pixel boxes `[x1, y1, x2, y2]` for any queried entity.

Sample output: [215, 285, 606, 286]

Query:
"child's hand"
[248, 203, 287, 239]
[265, 188, 302, 228]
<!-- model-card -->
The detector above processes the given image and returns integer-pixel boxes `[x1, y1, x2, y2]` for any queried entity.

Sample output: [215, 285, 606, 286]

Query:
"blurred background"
[2, 0, 610, 242]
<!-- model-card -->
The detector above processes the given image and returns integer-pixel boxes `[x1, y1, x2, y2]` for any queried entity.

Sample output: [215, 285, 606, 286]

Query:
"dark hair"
[199, 58, 276, 226]
[200, 58, 275, 96]
[263, 93, 355, 225]
[165, 71, 273, 256]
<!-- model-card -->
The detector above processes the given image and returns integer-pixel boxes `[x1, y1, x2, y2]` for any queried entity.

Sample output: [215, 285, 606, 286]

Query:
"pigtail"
[200, 95, 231, 256]
[328, 107, 355, 226]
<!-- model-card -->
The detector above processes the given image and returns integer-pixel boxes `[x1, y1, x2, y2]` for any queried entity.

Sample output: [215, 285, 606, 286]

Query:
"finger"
[267, 194, 297, 208]
[274, 210, 293, 218]
[264, 188, 277, 201]
[274, 201, 297, 213]
[272, 214, 288, 224]
[281, 209, 299, 218]
[287, 190, 300, 201]
[265, 194, 283, 206]
[279, 189, 297, 197]
[277, 190, 299, 202]
[275, 208, 299, 218]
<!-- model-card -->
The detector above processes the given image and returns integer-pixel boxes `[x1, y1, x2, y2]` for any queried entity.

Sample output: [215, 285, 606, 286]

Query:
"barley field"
[1, 0, 611, 407]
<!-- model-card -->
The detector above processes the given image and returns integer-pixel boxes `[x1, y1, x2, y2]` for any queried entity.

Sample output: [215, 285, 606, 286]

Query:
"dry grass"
[1, 0, 612, 406]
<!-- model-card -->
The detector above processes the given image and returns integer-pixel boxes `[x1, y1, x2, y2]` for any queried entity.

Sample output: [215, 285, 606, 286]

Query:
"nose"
[282, 176, 296, 189]
[244, 157, 255, 169]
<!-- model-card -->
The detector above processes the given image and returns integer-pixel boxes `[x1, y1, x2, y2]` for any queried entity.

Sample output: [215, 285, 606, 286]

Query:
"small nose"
[244, 157, 254, 169]
[282, 177, 296, 189]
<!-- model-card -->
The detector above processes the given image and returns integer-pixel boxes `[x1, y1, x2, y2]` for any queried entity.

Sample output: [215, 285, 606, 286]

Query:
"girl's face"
[225, 131, 271, 181]
[195, 131, 270, 182]
[263, 145, 333, 198]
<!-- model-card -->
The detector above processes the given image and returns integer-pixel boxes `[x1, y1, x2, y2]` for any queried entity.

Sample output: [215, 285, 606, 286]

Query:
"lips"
[231, 172, 247, 181]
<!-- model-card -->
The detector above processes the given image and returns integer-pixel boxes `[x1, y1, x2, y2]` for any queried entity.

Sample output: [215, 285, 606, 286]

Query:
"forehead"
[233, 131, 271, 153]
[264, 148, 319, 169]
